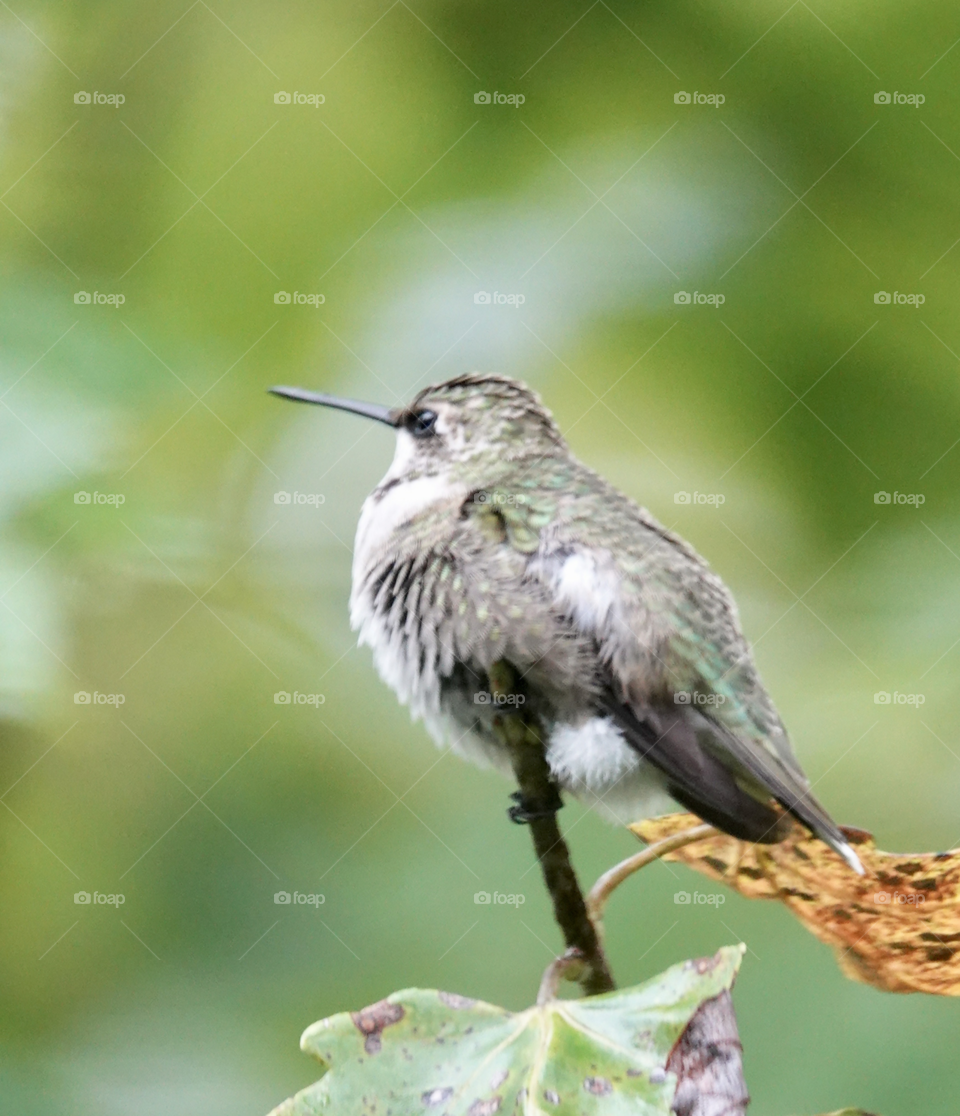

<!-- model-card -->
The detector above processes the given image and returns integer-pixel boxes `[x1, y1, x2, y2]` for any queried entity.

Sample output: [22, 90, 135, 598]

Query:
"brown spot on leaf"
[583, 1077, 612, 1096]
[781, 887, 817, 901]
[702, 856, 728, 873]
[926, 946, 954, 962]
[467, 1099, 501, 1116]
[351, 999, 404, 1054]
[737, 866, 765, 879]
[422, 1087, 453, 1107]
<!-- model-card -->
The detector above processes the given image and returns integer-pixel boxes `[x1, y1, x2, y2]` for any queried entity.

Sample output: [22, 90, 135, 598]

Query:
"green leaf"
[267, 945, 744, 1116]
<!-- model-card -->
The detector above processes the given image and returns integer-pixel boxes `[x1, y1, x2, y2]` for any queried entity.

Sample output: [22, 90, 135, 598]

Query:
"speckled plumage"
[344, 374, 861, 872]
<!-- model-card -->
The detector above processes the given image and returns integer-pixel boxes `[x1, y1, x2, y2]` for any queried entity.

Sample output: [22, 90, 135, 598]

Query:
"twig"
[586, 824, 718, 932]
[536, 947, 586, 1005]
[489, 661, 615, 997]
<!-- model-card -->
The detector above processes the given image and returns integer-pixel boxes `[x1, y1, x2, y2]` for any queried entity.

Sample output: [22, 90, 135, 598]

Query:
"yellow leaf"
[632, 813, 960, 996]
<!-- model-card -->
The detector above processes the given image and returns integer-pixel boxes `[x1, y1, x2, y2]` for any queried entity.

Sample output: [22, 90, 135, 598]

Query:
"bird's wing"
[527, 479, 863, 872]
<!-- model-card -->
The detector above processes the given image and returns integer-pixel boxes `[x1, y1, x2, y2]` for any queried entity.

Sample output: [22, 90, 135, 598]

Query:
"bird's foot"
[507, 789, 563, 824]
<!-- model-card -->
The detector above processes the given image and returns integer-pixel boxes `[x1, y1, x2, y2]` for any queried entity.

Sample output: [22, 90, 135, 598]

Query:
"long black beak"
[269, 385, 399, 427]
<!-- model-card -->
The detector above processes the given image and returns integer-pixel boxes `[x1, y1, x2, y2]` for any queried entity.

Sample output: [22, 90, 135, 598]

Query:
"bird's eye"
[408, 409, 438, 438]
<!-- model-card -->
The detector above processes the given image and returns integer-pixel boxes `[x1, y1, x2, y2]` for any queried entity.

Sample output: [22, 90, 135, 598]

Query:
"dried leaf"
[632, 813, 960, 996]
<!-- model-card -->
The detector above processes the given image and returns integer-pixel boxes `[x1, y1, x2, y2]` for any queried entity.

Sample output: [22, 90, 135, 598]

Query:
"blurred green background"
[1, 2, 959, 1113]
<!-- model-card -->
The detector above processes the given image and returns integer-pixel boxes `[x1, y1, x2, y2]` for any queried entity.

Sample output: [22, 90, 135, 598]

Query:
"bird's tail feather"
[603, 695, 865, 874]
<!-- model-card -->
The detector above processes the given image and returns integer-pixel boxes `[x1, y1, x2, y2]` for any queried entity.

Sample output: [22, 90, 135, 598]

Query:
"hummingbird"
[271, 374, 863, 874]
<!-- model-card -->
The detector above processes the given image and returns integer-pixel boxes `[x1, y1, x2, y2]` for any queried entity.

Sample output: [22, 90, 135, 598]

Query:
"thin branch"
[488, 660, 615, 997]
[587, 824, 718, 931]
[536, 947, 587, 1005]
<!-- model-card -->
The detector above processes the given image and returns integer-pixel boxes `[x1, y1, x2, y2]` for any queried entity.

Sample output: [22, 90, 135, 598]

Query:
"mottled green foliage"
[268, 947, 744, 1116]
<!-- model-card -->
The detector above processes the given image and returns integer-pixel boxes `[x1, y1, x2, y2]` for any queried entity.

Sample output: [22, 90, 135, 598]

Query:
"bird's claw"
[507, 789, 563, 824]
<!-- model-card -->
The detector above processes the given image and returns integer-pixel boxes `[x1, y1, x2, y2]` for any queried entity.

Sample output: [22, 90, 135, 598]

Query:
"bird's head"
[270, 373, 567, 485]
